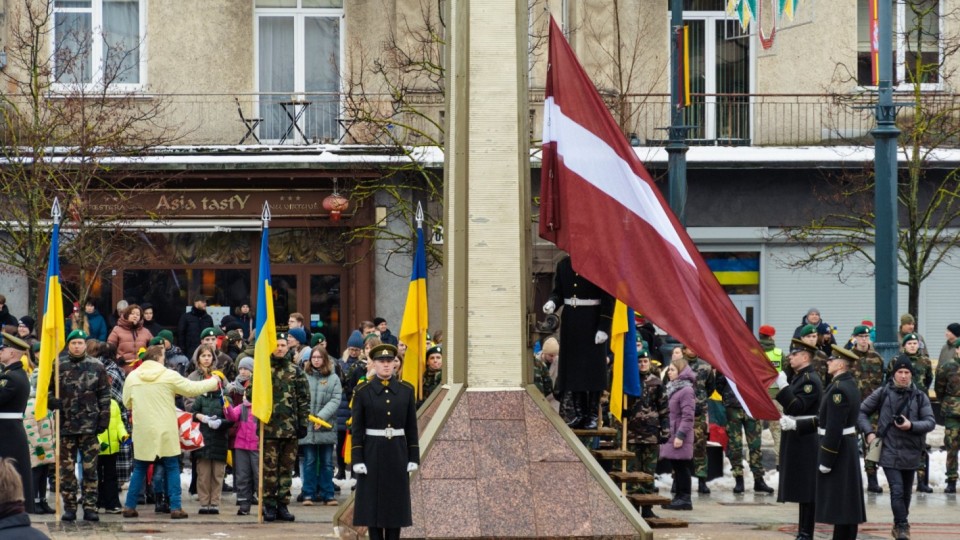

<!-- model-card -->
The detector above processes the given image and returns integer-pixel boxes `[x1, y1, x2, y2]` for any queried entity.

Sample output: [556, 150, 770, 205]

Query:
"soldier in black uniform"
[543, 255, 614, 428]
[774, 339, 823, 540]
[351, 344, 419, 540]
[0, 332, 35, 514]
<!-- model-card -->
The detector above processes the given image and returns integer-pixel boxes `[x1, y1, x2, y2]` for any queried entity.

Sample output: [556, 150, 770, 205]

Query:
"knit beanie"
[238, 356, 254, 372]
[288, 327, 307, 345]
[18, 316, 35, 333]
[947, 323, 960, 338]
[891, 357, 914, 375]
[346, 330, 364, 349]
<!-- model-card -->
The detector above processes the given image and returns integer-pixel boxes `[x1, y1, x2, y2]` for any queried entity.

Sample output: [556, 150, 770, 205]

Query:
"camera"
[894, 415, 907, 426]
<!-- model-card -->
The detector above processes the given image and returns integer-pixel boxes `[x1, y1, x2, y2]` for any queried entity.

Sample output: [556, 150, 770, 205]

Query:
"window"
[856, 0, 940, 87]
[53, 0, 144, 87]
[256, 0, 343, 142]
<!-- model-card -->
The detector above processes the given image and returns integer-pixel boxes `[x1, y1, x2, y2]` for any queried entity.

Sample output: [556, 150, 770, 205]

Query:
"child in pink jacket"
[224, 395, 259, 515]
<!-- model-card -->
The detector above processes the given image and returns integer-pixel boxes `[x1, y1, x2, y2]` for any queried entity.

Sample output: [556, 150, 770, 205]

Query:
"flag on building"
[610, 301, 642, 423]
[539, 17, 779, 419]
[252, 207, 277, 423]
[400, 209, 429, 400]
[34, 203, 64, 419]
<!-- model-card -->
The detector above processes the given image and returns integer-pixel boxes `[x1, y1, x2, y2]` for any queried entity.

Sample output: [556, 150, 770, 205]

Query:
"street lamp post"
[667, 0, 688, 225]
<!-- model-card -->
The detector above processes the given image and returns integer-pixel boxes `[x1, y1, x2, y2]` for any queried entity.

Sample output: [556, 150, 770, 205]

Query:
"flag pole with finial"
[51, 198, 63, 521]
[256, 201, 271, 524]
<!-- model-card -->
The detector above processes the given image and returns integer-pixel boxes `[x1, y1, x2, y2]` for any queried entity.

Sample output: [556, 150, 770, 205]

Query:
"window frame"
[856, 0, 942, 92]
[51, 0, 147, 92]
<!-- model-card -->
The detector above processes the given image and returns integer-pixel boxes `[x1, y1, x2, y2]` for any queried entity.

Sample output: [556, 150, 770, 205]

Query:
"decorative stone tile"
[528, 462, 592, 537]
[523, 392, 579, 462]
[436, 396, 472, 441]
[476, 475, 535, 537]
[421, 479, 482, 538]
[470, 419, 528, 477]
[466, 390, 524, 419]
[586, 473, 641, 536]
[403, 475, 426, 538]
[420, 440, 477, 479]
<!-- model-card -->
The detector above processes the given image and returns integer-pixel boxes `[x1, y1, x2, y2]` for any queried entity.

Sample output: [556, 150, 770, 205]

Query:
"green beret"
[67, 329, 88, 343]
[852, 325, 870, 336]
[425, 345, 442, 359]
[156, 329, 175, 344]
[0, 332, 29, 352]
[277, 332, 288, 341]
[901, 333, 919, 346]
[799, 324, 817, 337]
[200, 327, 219, 339]
[149, 336, 164, 346]
[363, 333, 380, 343]
[310, 333, 326, 347]
[369, 344, 398, 362]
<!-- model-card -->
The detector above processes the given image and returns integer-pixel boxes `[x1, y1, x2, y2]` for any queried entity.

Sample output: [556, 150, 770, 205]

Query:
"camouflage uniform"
[532, 355, 553, 398]
[246, 352, 309, 508]
[55, 352, 110, 512]
[715, 374, 763, 477]
[760, 340, 784, 465]
[421, 368, 442, 403]
[852, 346, 885, 473]
[935, 356, 960, 482]
[626, 370, 669, 494]
[688, 357, 715, 479]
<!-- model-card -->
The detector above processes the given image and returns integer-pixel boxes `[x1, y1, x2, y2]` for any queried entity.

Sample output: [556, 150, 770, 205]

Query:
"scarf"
[665, 377, 692, 399]
[0, 501, 24, 520]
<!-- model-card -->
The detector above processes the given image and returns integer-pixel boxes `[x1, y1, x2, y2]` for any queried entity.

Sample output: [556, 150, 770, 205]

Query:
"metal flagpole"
[52, 198, 62, 521]
[620, 406, 628, 496]
[257, 421, 265, 524]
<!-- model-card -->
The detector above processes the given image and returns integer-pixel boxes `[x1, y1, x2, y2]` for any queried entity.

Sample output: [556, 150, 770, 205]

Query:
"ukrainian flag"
[400, 223, 428, 401]
[609, 301, 642, 423]
[252, 212, 277, 423]
[35, 204, 65, 419]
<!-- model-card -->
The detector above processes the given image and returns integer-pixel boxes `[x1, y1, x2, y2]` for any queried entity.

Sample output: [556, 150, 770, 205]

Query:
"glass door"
[271, 265, 345, 356]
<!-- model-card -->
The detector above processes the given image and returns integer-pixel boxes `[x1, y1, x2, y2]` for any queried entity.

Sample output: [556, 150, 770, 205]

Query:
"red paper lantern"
[322, 192, 349, 221]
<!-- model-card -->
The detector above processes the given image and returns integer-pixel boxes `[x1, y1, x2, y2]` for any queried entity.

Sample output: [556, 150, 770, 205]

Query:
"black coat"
[548, 256, 614, 392]
[0, 363, 34, 514]
[857, 382, 936, 470]
[178, 307, 213, 358]
[775, 364, 822, 504]
[351, 377, 419, 528]
[812, 372, 865, 525]
[0, 513, 49, 540]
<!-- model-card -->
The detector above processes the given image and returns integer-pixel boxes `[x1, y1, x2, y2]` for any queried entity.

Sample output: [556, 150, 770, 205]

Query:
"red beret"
[758, 325, 776, 337]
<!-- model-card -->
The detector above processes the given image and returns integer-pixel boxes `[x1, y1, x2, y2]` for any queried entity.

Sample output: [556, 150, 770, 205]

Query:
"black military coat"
[351, 377, 419, 528]
[0, 362, 34, 513]
[775, 364, 822, 504]
[813, 371, 866, 525]
[548, 256, 614, 392]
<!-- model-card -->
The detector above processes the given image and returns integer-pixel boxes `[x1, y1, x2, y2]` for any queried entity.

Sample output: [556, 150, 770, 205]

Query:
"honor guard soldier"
[774, 338, 823, 540]
[351, 344, 419, 540]
[0, 332, 35, 514]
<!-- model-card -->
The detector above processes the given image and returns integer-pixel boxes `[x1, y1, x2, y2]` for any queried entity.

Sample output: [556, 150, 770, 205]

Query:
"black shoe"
[83, 509, 99, 522]
[867, 472, 883, 494]
[276, 505, 295, 522]
[37, 500, 56, 515]
[208, 506, 219, 515]
[155, 494, 167, 513]
[754, 477, 775, 494]
[640, 505, 659, 519]
[296, 493, 305, 503]
[661, 496, 692, 511]
[697, 478, 711, 494]
[733, 476, 744, 494]
[145, 492, 155, 504]
[917, 478, 933, 493]
[237, 506, 250, 516]
[263, 506, 277, 522]
[198, 506, 210, 515]
[61, 509, 77, 522]
[946, 480, 957, 494]
[222, 483, 235, 493]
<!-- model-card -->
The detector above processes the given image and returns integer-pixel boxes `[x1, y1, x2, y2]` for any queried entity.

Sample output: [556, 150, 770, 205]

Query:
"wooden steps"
[627, 494, 672, 507]
[597, 440, 618, 450]
[608, 471, 654, 484]
[572, 426, 619, 437]
[646, 517, 690, 528]
[590, 449, 635, 461]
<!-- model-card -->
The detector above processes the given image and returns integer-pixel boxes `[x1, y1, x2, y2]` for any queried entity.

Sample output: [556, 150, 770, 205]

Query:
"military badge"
[833, 394, 842, 404]
[803, 384, 812, 393]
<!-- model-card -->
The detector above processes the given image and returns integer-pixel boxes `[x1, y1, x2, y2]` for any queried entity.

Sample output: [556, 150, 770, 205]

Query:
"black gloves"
[47, 398, 62, 410]
[296, 425, 308, 439]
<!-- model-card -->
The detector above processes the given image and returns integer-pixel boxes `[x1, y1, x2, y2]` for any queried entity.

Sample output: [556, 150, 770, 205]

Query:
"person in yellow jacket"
[96, 399, 129, 513]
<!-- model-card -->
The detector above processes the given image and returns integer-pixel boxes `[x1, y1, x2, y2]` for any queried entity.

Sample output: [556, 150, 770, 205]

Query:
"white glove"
[407, 462, 418, 472]
[595, 330, 608, 344]
[776, 371, 789, 389]
[819, 465, 831, 474]
[208, 418, 223, 429]
[543, 300, 556, 314]
[353, 463, 368, 475]
[779, 416, 797, 431]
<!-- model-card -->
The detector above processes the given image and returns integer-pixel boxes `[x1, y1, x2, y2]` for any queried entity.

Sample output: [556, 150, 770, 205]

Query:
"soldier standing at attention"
[49, 330, 110, 522]
[680, 345, 715, 494]
[849, 324, 886, 493]
[352, 344, 419, 540]
[891, 333, 934, 494]
[0, 333, 36, 513]
[936, 338, 960, 493]
[626, 350, 668, 519]
[715, 371, 774, 495]
[246, 333, 309, 522]
[774, 339, 823, 540]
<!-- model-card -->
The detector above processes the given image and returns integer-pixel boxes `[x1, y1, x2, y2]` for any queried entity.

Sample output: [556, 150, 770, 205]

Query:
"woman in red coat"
[107, 305, 153, 373]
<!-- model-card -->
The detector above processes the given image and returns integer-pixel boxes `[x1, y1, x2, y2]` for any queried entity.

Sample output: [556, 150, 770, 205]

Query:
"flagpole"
[414, 202, 425, 402]
[620, 401, 628, 496]
[257, 421, 264, 524]
[51, 198, 61, 521]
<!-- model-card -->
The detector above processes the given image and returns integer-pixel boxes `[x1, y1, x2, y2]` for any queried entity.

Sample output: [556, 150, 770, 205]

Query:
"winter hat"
[799, 324, 817, 337]
[758, 325, 776, 337]
[226, 329, 243, 342]
[852, 325, 871, 336]
[807, 308, 820, 316]
[288, 327, 307, 345]
[200, 327, 219, 339]
[17, 316, 35, 333]
[238, 356, 254, 372]
[149, 336, 164, 346]
[373, 317, 386, 326]
[900, 314, 916, 325]
[891, 357, 914, 375]
[947, 323, 960, 338]
[541, 336, 560, 356]
[310, 333, 326, 347]
[66, 329, 88, 343]
[901, 333, 919, 347]
[816, 323, 832, 335]
[346, 330, 364, 349]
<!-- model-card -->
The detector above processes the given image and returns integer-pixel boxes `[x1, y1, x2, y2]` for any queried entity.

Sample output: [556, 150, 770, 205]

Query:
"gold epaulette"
[399, 380, 415, 390]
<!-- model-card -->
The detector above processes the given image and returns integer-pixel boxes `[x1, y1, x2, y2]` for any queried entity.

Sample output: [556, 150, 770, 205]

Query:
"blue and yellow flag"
[400, 222, 428, 400]
[252, 210, 277, 423]
[35, 211, 65, 419]
[610, 301, 642, 423]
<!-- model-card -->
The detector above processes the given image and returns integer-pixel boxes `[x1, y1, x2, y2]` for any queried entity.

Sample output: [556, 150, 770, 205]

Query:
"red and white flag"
[539, 17, 779, 420]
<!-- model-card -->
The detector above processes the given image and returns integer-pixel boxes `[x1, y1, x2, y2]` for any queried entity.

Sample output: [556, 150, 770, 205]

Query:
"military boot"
[276, 505, 295, 522]
[754, 477, 775, 494]
[917, 453, 933, 493]
[61, 509, 77, 522]
[660, 494, 692, 511]
[640, 505, 659, 519]
[263, 506, 277, 522]
[732, 476, 744, 494]
[867, 472, 883, 494]
[697, 478, 711, 494]
[946, 479, 957, 494]
[560, 392, 581, 428]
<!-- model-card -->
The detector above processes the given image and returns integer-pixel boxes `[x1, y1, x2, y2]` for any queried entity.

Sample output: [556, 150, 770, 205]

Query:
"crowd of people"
[0, 293, 432, 537]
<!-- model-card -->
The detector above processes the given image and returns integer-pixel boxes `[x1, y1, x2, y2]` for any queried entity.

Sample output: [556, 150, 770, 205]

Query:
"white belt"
[818, 427, 856, 436]
[0, 412, 24, 420]
[564, 298, 600, 307]
[794, 415, 816, 420]
[366, 428, 404, 439]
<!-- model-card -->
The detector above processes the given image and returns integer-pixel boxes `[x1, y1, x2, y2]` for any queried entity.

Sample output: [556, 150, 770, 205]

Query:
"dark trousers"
[884, 467, 916, 525]
[669, 459, 692, 497]
[832, 523, 858, 540]
[798, 502, 815, 537]
[336, 430, 347, 478]
[368, 527, 401, 540]
[97, 453, 121, 509]
[32, 465, 49, 501]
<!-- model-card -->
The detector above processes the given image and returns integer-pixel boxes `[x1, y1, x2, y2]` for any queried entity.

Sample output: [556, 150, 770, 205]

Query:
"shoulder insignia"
[833, 393, 842, 404]
[0, 379, 6, 387]
[803, 384, 813, 394]
[354, 381, 369, 392]
[399, 380, 415, 390]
